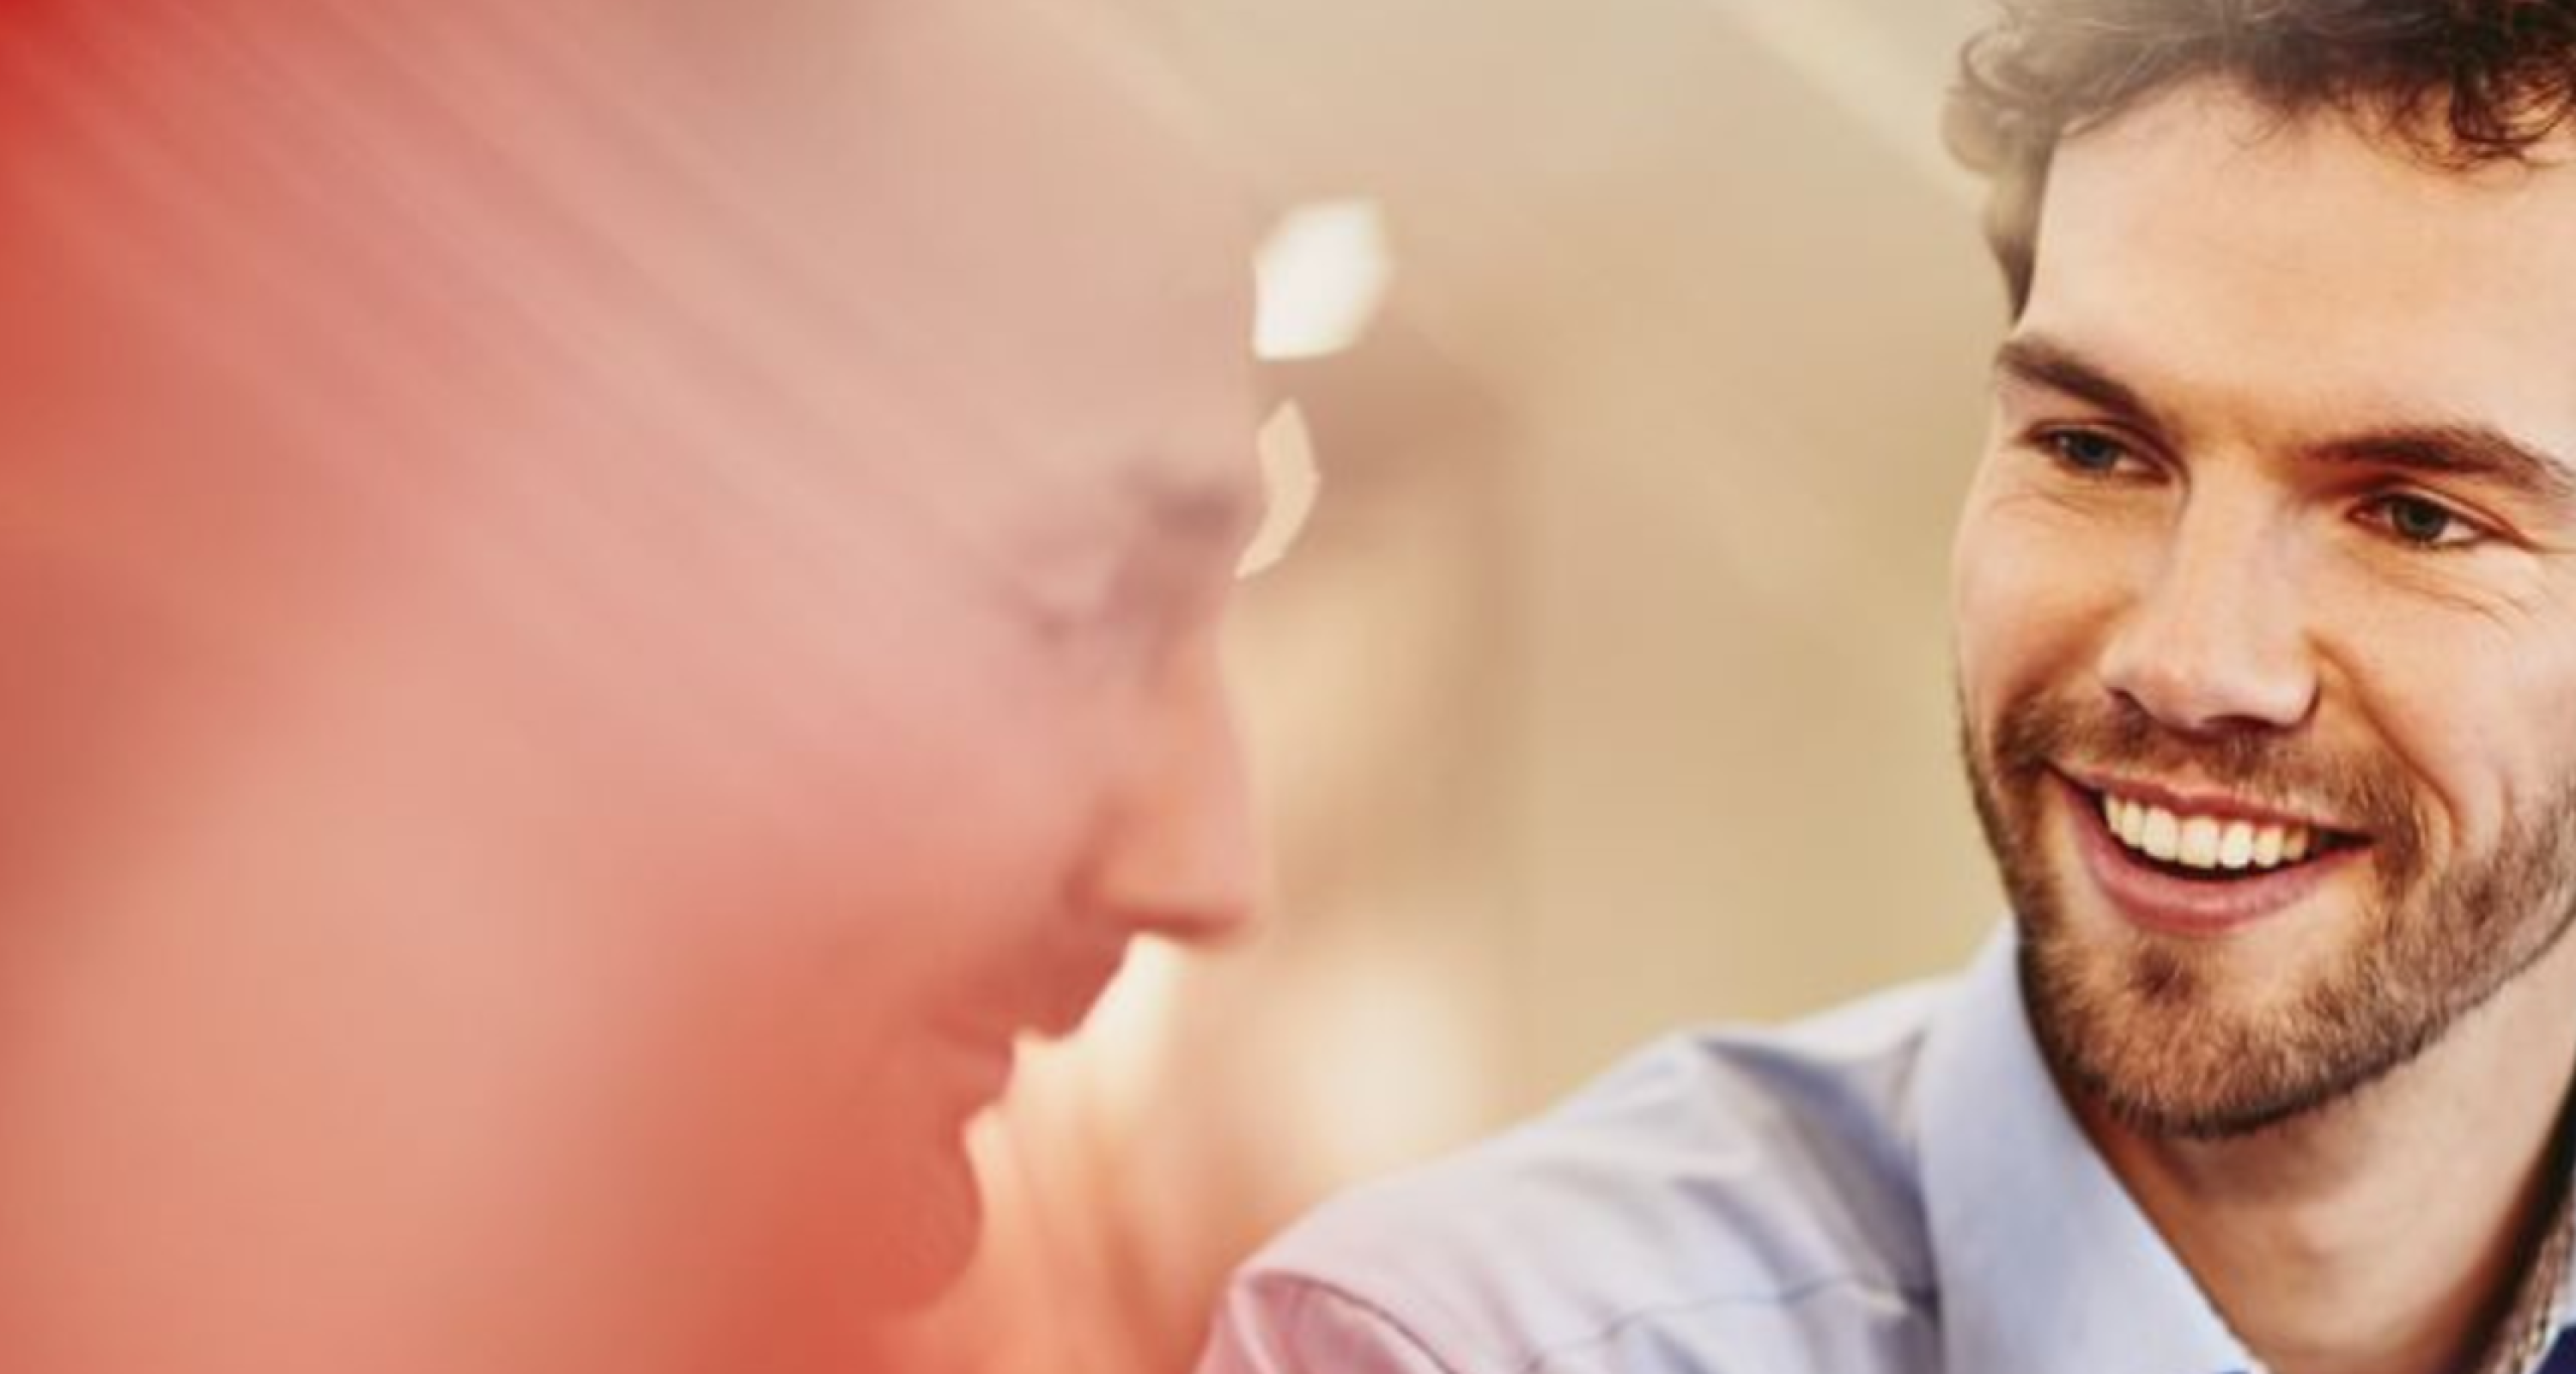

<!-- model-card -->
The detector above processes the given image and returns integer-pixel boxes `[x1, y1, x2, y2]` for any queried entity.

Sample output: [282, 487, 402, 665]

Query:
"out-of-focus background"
[896, 0, 2008, 1368]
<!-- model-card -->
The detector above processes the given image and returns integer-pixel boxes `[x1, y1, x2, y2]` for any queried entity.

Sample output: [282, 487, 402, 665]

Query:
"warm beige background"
[893, 2, 2012, 1369]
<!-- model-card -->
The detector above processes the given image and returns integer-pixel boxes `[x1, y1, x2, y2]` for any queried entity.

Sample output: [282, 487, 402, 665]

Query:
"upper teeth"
[2100, 793, 2316, 872]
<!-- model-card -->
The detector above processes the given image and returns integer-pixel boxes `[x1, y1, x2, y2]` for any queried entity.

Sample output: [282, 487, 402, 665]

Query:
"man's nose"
[1077, 627, 1261, 945]
[2095, 495, 2318, 736]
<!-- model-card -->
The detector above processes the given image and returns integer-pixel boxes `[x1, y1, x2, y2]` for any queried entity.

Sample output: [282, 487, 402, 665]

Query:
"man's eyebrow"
[2308, 424, 2576, 508]
[1994, 335, 2576, 509]
[1991, 335, 2175, 439]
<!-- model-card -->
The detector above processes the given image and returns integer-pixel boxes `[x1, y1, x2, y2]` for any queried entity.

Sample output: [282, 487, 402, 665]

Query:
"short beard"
[1962, 690, 2576, 1141]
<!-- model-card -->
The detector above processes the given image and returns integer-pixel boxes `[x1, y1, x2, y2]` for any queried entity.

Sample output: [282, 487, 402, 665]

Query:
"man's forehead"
[831, 0, 1253, 299]
[2027, 77, 2576, 436]
[0, 0, 1267, 615]
[2041, 76, 2576, 265]
[822, 0, 1263, 542]
[618, 0, 1278, 561]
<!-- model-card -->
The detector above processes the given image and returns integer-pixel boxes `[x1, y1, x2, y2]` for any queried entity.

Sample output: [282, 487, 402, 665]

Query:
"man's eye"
[2359, 492, 2486, 550]
[2042, 429, 2131, 474]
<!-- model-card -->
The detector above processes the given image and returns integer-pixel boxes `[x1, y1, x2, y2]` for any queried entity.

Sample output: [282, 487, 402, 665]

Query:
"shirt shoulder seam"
[1510, 1271, 1939, 1374]
[1243, 1268, 1479, 1374]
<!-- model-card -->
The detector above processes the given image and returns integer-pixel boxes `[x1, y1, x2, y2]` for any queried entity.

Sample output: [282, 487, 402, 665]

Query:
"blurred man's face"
[0, 3, 1260, 1371]
[1951, 79, 2576, 1141]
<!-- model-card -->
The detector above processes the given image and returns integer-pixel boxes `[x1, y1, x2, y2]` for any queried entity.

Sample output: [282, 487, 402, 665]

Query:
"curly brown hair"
[1946, 0, 2576, 313]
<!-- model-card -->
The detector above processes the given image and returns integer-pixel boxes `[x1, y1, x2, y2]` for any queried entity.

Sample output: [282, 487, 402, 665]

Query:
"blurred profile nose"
[2095, 495, 2316, 736]
[1079, 628, 1260, 944]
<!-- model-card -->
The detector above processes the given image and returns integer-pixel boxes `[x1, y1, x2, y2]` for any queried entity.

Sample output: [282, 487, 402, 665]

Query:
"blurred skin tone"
[0, 3, 1261, 1372]
[1955, 80, 2576, 1373]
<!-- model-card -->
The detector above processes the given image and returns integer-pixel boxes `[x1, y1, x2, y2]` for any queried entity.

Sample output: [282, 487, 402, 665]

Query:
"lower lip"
[2061, 776, 2363, 937]
[928, 1031, 1018, 1117]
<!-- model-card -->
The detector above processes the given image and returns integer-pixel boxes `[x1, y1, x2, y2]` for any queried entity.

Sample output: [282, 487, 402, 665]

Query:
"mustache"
[1985, 693, 2426, 866]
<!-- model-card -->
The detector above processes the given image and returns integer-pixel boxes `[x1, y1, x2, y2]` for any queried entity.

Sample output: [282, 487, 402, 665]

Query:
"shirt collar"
[1917, 926, 2255, 1374]
[2519, 1164, 2576, 1372]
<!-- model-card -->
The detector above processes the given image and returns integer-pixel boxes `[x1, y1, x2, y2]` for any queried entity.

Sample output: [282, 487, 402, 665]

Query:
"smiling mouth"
[2085, 783, 2366, 881]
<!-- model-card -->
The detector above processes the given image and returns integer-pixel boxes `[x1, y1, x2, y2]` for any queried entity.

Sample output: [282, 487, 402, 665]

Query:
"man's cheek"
[1959, 541, 2118, 708]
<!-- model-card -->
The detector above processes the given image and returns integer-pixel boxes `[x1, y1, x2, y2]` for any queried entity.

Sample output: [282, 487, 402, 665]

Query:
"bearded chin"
[1958, 692, 2576, 1142]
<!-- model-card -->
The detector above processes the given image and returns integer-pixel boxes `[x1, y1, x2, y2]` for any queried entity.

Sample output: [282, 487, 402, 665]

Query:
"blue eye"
[2360, 493, 2484, 550]
[2044, 429, 2129, 474]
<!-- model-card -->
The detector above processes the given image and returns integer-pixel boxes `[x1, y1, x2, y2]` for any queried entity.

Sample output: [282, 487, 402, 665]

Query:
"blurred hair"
[1945, 0, 2576, 313]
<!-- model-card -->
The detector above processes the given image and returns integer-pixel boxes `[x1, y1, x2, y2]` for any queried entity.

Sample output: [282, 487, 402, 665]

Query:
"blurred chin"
[848, 1122, 986, 1312]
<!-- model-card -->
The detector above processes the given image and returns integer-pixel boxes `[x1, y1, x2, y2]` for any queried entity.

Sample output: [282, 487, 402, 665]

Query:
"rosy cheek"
[2310, 583, 2576, 855]
[2331, 649, 2506, 856]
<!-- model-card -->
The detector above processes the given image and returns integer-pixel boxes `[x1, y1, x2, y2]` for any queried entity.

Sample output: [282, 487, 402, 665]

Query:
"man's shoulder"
[1219, 978, 1956, 1373]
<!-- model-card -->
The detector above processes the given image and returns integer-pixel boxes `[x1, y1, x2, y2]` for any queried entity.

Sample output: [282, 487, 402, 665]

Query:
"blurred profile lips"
[922, 941, 1129, 1113]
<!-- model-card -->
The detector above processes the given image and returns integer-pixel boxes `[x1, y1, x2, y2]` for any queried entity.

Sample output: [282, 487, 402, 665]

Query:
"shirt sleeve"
[1196, 1272, 1464, 1374]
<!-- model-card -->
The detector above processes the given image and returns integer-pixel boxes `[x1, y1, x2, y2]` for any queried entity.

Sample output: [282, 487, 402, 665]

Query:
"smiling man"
[0, 2, 1263, 1372]
[1201, 3, 2576, 1373]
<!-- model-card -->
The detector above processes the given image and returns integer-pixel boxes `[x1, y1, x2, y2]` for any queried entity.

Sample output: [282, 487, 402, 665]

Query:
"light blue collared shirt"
[1199, 928, 2576, 1374]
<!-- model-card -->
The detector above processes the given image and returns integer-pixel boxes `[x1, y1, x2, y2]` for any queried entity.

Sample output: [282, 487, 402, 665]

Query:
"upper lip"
[2060, 768, 2360, 837]
[929, 1008, 1017, 1047]
[927, 948, 1128, 1049]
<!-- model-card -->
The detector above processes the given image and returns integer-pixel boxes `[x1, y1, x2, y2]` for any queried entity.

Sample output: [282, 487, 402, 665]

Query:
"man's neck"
[2081, 933, 2576, 1374]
